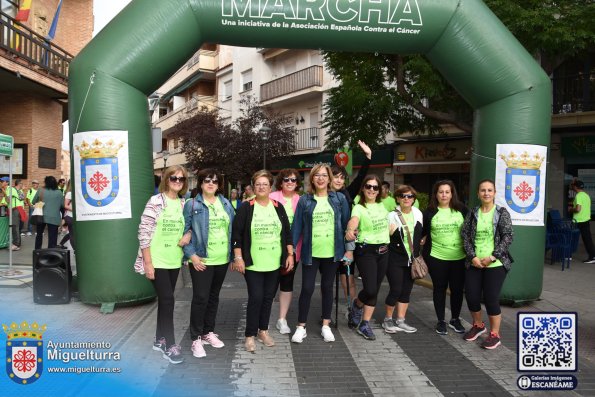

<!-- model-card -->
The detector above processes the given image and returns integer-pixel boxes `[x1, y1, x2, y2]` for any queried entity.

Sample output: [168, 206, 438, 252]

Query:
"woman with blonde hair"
[232, 170, 294, 352]
[134, 165, 189, 364]
[291, 163, 351, 344]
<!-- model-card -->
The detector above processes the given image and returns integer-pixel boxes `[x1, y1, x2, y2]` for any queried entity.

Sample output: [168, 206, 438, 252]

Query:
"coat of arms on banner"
[76, 139, 124, 207]
[500, 151, 545, 214]
[3, 321, 46, 385]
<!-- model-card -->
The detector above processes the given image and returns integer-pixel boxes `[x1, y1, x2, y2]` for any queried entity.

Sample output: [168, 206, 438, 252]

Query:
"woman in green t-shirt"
[134, 165, 189, 364]
[461, 179, 514, 350]
[422, 180, 468, 336]
[231, 170, 294, 353]
[345, 175, 390, 341]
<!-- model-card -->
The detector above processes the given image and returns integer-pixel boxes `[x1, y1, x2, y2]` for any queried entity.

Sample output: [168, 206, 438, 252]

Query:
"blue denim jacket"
[183, 194, 235, 263]
[292, 191, 351, 265]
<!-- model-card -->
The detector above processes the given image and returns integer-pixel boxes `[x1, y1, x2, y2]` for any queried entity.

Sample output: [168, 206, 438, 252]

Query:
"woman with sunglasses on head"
[382, 185, 423, 334]
[183, 168, 235, 359]
[345, 175, 390, 340]
[422, 180, 468, 336]
[269, 169, 302, 335]
[232, 170, 294, 352]
[291, 164, 352, 344]
[134, 166, 189, 364]
[461, 179, 513, 350]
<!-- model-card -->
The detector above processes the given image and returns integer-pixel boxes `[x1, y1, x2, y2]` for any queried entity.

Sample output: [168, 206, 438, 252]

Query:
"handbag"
[395, 210, 428, 280]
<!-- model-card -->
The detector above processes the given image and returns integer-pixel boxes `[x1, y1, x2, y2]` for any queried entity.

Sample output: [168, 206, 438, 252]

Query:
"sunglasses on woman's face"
[399, 194, 415, 199]
[203, 178, 218, 185]
[283, 177, 297, 183]
[169, 176, 186, 183]
[364, 184, 380, 191]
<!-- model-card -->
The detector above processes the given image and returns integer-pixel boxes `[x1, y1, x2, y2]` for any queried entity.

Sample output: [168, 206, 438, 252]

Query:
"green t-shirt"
[430, 207, 466, 260]
[381, 196, 397, 212]
[151, 198, 185, 269]
[283, 196, 294, 226]
[250, 201, 282, 272]
[312, 195, 335, 258]
[351, 203, 389, 244]
[400, 210, 416, 258]
[206, 198, 230, 265]
[573, 191, 591, 223]
[475, 207, 502, 268]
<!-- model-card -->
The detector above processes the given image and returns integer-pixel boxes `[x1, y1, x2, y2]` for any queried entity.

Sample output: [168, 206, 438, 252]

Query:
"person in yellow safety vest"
[25, 180, 39, 235]
[0, 177, 8, 211]
[8, 179, 26, 250]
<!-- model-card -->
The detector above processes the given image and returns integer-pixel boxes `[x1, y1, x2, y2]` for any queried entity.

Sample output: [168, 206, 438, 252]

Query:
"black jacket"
[388, 207, 423, 267]
[231, 199, 292, 268]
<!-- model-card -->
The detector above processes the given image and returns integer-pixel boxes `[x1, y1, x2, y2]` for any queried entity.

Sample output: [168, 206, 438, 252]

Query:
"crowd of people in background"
[0, 176, 73, 252]
[133, 140, 522, 366]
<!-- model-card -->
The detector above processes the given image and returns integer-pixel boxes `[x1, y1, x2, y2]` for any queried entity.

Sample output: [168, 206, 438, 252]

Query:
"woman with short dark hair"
[32, 176, 64, 249]
[184, 168, 235, 359]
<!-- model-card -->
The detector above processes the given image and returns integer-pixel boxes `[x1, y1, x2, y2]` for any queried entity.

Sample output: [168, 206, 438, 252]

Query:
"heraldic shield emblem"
[76, 138, 124, 207]
[3, 321, 46, 385]
[500, 151, 545, 214]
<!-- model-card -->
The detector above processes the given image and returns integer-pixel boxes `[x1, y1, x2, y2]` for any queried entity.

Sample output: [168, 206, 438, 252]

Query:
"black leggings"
[189, 264, 228, 340]
[59, 216, 75, 250]
[297, 257, 338, 323]
[577, 220, 595, 259]
[427, 256, 465, 321]
[465, 266, 507, 316]
[279, 255, 298, 292]
[244, 269, 279, 337]
[152, 268, 180, 349]
[355, 245, 389, 306]
[385, 258, 414, 306]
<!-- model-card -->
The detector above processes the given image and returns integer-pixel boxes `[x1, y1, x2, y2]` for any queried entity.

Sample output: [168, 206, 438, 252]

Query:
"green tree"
[322, 0, 595, 150]
[169, 96, 295, 184]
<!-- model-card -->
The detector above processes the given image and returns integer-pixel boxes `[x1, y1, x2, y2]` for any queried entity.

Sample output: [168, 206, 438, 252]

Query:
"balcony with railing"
[260, 65, 323, 102]
[295, 127, 321, 151]
[154, 95, 217, 132]
[552, 72, 594, 114]
[0, 10, 72, 81]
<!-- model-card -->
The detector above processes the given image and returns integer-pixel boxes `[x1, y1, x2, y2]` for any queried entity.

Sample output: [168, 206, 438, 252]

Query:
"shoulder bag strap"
[396, 209, 414, 257]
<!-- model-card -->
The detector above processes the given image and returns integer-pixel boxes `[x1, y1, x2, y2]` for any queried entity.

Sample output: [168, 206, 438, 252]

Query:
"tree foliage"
[169, 96, 295, 183]
[322, 0, 595, 150]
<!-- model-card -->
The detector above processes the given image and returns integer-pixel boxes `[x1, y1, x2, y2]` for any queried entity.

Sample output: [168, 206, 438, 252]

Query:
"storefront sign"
[496, 144, 547, 226]
[561, 136, 595, 157]
[395, 139, 471, 163]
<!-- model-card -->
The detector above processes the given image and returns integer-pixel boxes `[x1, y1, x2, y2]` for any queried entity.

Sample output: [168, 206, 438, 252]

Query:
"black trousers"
[152, 267, 180, 349]
[297, 257, 338, 323]
[385, 264, 414, 307]
[355, 245, 389, 307]
[427, 256, 466, 321]
[465, 266, 506, 316]
[279, 255, 298, 292]
[244, 269, 279, 337]
[189, 264, 228, 341]
[35, 223, 58, 249]
[59, 215, 75, 250]
[577, 221, 595, 259]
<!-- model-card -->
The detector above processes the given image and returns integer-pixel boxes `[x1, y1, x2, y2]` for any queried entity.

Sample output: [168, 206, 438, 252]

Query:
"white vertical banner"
[73, 131, 131, 221]
[496, 144, 547, 226]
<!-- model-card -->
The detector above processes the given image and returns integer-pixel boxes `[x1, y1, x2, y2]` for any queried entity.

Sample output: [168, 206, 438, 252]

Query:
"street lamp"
[161, 150, 169, 174]
[259, 126, 270, 170]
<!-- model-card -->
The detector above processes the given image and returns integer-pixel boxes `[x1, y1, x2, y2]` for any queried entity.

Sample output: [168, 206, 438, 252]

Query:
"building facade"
[0, 0, 93, 188]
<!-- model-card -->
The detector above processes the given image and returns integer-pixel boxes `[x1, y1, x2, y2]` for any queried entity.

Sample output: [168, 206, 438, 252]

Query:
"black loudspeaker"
[33, 248, 72, 304]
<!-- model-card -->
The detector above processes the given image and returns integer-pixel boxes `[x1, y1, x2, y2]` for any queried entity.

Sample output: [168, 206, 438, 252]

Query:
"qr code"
[518, 313, 577, 371]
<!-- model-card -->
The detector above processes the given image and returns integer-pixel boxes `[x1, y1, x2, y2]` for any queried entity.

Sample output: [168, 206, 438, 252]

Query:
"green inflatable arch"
[69, 0, 551, 309]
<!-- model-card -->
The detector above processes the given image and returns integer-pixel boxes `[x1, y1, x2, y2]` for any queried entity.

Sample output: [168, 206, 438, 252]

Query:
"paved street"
[1, 233, 594, 397]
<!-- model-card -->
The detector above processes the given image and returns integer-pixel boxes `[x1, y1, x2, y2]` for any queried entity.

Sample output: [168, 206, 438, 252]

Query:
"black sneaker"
[583, 258, 595, 264]
[356, 321, 376, 340]
[435, 321, 448, 335]
[463, 323, 486, 341]
[153, 337, 166, 353]
[448, 318, 466, 334]
[348, 302, 363, 329]
[163, 344, 184, 364]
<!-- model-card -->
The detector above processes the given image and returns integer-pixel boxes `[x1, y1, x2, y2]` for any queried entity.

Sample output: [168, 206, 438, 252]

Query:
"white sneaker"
[276, 318, 291, 334]
[321, 325, 335, 342]
[291, 326, 307, 343]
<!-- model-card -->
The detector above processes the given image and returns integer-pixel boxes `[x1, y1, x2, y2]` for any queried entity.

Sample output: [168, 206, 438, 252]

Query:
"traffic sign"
[0, 134, 13, 156]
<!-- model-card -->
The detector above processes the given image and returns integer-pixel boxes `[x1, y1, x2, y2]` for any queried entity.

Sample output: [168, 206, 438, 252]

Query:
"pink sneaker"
[191, 338, 206, 358]
[202, 332, 225, 348]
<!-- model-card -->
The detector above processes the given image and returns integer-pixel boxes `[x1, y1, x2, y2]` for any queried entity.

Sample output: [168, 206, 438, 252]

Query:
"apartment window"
[241, 69, 253, 92]
[223, 80, 232, 100]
